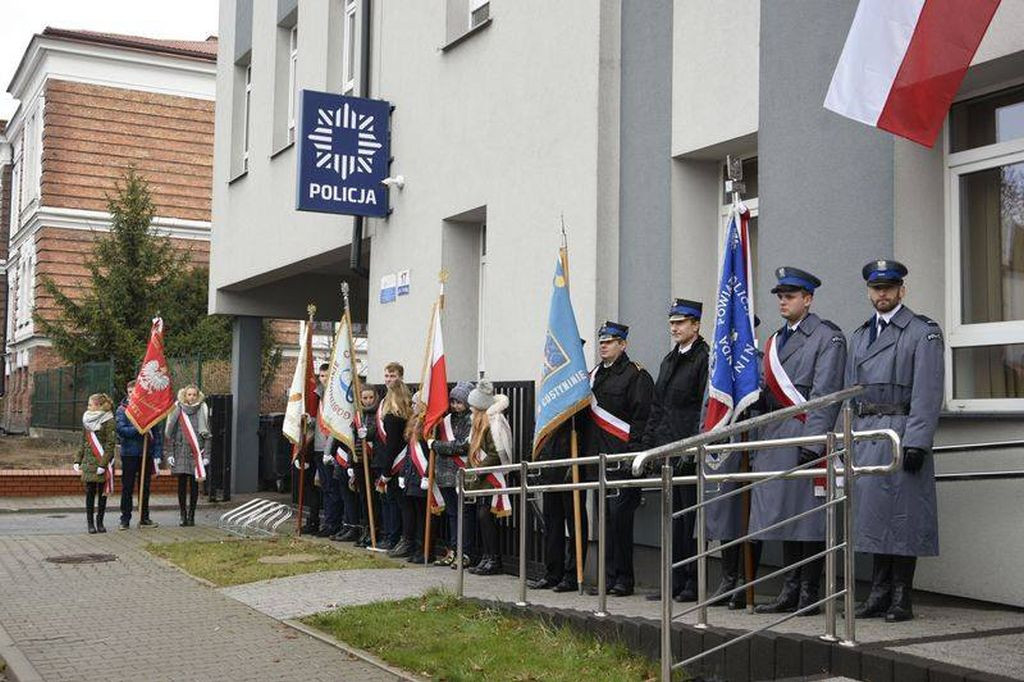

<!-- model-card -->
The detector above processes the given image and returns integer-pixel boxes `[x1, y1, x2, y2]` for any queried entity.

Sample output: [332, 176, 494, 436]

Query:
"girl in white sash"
[76, 393, 116, 534]
[164, 385, 212, 527]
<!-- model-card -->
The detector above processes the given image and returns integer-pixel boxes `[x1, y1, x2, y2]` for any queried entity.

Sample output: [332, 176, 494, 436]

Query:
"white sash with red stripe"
[588, 367, 630, 442]
[389, 445, 407, 476]
[408, 440, 445, 512]
[86, 430, 114, 496]
[484, 471, 512, 517]
[439, 414, 468, 467]
[334, 445, 350, 468]
[178, 410, 207, 481]
[763, 333, 843, 497]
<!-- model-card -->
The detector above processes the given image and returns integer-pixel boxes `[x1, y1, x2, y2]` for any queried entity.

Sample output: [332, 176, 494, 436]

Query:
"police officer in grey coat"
[848, 260, 943, 623]
[752, 267, 846, 616]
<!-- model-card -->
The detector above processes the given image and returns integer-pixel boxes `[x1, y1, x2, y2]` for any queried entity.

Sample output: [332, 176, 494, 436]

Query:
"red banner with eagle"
[125, 318, 175, 434]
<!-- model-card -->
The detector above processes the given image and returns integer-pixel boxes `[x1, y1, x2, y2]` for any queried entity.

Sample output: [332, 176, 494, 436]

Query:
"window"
[478, 225, 487, 376]
[719, 155, 760, 288]
[287, 26, 298, 141]
[469, 0, 490, 29]
[343, 0, 357, 94]
[946, 84, 1024, 406]
[8, 160, 20, 234]
[21, 106, 41, 205]
[243, 64, 253, 171]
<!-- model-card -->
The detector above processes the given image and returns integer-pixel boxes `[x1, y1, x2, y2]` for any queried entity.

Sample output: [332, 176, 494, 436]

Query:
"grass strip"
[147, 537, 400, 586]
[304, 589, 671, 681]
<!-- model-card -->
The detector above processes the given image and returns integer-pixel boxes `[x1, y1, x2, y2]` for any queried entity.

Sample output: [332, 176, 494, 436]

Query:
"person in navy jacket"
[116, 380, 164, 529]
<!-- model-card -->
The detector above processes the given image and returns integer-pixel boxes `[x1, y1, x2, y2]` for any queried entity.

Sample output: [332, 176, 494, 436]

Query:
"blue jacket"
[116, 399, 164, 461]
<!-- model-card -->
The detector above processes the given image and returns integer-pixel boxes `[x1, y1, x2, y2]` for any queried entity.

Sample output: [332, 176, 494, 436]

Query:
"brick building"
[0, 28, 219, 433]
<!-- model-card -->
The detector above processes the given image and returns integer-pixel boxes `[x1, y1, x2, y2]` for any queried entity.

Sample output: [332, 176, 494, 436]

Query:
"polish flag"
[824, 0, 1001, 147]
[419, 298, 449, 438]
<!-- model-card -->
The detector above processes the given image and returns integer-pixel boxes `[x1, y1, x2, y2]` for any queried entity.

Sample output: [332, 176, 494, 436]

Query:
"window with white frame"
[719, 155, 760, 285]
[243, 64, 253, 171]
[8, 159, 20, 235]
[469, 0, 490, 29]
[477, 224, 487, 376]
[946, 84, 1024, 406]
[343, 0, 357, 94]
[287, 25, 299, 141]
[21, 106, 41, 205]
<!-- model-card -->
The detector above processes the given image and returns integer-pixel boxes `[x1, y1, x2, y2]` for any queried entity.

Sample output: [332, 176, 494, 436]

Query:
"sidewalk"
[0, 490, 291, 514]
[0, 511, 399, 682]
[222, 561, 1024, 680]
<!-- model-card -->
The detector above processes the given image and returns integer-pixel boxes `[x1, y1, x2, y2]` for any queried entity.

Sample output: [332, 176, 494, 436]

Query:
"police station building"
[209, 1, 1024, 607]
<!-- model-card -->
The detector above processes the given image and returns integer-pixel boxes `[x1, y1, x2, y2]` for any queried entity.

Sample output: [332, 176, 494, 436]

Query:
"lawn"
[147, 537, 400, 586]
[0, 436, 77, 469]
[304, 590, 668, 681]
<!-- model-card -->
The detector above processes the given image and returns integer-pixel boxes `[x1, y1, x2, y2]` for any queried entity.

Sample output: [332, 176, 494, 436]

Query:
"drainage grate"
[45, 553, 118, 565]
[47, 514, 67, 519]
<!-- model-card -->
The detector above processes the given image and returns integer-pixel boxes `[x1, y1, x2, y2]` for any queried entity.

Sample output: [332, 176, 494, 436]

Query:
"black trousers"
[177, 474, 199, 515]
[119, 455, 155, 524]
[606, 486, 641, 590]
[401, 493, 427, 551]
[673, 482, 698, 594]
[302, 457, 322, 528]
[85, 482, 107, 519]
[543, 490, 588, 584]
[477, 497, 500, 558]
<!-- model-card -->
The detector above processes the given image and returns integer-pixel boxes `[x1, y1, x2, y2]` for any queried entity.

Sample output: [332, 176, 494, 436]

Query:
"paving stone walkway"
[0, 510, 400, 682]
[222, 559, 1024, 680]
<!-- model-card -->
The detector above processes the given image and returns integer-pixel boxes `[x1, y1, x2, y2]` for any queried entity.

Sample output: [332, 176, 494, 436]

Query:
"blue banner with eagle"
[532, 247, 592, 457]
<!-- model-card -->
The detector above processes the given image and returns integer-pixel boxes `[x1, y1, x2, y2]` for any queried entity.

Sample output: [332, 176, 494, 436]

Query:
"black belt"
[855, 402, 910, 417]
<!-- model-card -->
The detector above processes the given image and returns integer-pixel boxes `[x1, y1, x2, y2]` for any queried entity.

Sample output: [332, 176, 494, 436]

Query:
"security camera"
[381, 175, 405, 190]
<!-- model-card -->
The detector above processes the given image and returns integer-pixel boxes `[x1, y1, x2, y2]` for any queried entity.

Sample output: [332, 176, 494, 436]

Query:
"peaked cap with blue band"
[598, 321, 629, 341]
[862, 259, 908, 286]
[770, 266, 821, 294]
[669, 298, 702, 321]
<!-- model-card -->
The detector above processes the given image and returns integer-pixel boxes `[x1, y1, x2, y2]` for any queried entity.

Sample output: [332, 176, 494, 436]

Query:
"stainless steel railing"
[454, 385, 913, 679]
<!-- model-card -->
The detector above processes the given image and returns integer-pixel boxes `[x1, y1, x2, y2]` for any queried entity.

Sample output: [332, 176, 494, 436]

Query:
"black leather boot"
[885, 556, 917, 622]
[710, 543, 741, 606]
[86, 492, 96, 534]
[755, 541, 801, 613]
[796, 542, 825, 616]
[855, 554, 893, 618]
[179, 510, 188, 527]
[95, 498, 107, 533]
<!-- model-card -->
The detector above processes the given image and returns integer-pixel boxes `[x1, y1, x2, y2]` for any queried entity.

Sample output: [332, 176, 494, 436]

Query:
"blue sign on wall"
[296, 90, 391, 217]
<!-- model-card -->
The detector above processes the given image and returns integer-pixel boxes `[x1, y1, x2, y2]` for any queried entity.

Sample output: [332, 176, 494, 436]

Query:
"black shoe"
[179, 513, 188, 527]
[796, 585, 821, 616]
[528, 577, 559, 590]
[95, 510, 106, 534]
[139, 518, 158, 528]
[301, 525, 319, 536]
[119, 522, 130, 531]
[884, 556, 916, 622]
[87, 522, 97, 534]
[754, 584, 799, 614]
[377, 538, 395, 551]
[552, 579, 579, 593]
[316, 526, 337, 538]
[338, 527, 360, 542]
[728, 586, 751, 610]
[674, 586, 697, 603]
[475, 557, 502, 576]
[645, 592, 663, 602]
[407, 553, 426, 565]
[855, 554, 893, 618]
[387, 539, 412, 558]
[609, 584, 633, 597]
[187, 509, 196, 527]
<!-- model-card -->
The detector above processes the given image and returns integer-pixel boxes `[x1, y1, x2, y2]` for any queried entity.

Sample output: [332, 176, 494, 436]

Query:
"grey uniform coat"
[750, 313, 846, 541]
[846, 305, 943, 557]
[165, 392, 213, 476]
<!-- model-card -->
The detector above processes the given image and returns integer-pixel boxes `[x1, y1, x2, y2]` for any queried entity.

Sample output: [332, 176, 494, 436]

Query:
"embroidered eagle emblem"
[137, 360, 170, 392]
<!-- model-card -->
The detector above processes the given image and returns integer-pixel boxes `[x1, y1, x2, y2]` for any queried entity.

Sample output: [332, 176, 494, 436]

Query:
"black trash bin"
[257, 413, 289, 493]
[206, 394, 233, 502]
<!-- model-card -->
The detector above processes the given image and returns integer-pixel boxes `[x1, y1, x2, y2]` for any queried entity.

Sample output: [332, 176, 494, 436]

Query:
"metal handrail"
[453, 387, 916, 680]
[932, 439, 1024, 481]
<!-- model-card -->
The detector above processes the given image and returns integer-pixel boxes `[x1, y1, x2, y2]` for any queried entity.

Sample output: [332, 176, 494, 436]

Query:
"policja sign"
[296, 90, 391, 217]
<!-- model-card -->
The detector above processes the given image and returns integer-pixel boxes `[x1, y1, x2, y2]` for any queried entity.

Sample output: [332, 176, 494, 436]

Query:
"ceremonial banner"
[824, 0, 1000, 147]
[532, 248, 591, 456]
[284, 321, 316, 446]
[125, 318, 175, 433]
[321, 310, 359, 453]
[704, 202, 760, 432]
[418, 299, 449, 438]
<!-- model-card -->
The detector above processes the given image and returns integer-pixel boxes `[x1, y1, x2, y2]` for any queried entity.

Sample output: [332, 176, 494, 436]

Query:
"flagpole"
[559, 239, 586, 594]
[137, 433, 148, 528]
[342, 283, 378, 550]
[296, 305, 315, 535]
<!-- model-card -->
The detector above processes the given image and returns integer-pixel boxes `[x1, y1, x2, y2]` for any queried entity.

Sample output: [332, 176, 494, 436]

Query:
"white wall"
[671, 0, 759, 157]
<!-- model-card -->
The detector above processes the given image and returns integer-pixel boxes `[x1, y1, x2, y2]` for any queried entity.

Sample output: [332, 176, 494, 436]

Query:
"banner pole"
[137, 435, 148, 528]
[424, 447, 437, 563]
[296, 424, 306, 535]
[571, 422, 584, 592]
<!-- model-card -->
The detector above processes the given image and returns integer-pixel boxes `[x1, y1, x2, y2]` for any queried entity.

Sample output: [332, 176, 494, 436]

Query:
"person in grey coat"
[164, 385, 212, 527]
[847, 260, 943, 623]
[751, 267, 846, 616]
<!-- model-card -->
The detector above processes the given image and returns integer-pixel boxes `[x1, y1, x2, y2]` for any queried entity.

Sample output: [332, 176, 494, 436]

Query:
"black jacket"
[581, 352, 655, 470]
[642, 337, 709, 450]
[372, 412, 407, 473]
[536, 420, 588, 484]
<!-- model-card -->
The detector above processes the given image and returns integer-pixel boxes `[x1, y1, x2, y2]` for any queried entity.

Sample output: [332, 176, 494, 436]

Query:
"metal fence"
[31, 355, 230, 430]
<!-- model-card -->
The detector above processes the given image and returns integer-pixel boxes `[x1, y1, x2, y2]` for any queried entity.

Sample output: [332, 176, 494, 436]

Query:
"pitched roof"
[41, 27, 217, 62]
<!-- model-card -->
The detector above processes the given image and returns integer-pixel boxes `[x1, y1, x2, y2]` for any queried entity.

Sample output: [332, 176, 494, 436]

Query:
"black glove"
[903, 447, 926, 474]
[798, 448, 819, 465]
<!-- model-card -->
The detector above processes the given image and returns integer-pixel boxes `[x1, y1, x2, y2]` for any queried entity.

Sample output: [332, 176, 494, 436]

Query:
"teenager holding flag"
[374, 362, 411, 552]
[76, 393, 116, 534]
[464, 380, 513, 576]
[429, 381, 476, 567]
[164, 385, 212, 527]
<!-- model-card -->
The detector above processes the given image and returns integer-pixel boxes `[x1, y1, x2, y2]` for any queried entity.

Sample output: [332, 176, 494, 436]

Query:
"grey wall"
[618, 0, 673, 369]
[758, 0, 894, 335]
[230, 316, 262, 494]
[234, 0, 253, 62]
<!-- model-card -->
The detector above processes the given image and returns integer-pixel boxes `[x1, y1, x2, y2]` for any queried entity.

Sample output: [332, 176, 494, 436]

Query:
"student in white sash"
[164, 385, 212, 527]
[76, 393, 116, 534]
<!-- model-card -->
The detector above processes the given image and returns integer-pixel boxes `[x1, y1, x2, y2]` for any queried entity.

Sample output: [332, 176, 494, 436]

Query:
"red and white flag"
[824, 0, 1001, 147]
[418, 297, 449, 438]
[284, 320, 317, 448]
[126, 318, 175, 434]
[762, 333, 808, 424]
